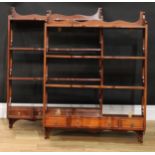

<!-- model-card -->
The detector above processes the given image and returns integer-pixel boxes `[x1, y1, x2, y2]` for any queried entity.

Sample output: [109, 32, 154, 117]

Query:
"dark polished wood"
[9, 77, 42, 81]
[8, 106, 42, 119]
[44, 108, 144, 130]
[7, 8, 45, 129]
[48, 48, 101, 52]
[7, 8, 148, 143]
[8, 106, 42, 128]
[45, 84, 144, 90]
[43, 8, 148, 143]
[46, 54, 145, 60]
[10, 47, 43, 51]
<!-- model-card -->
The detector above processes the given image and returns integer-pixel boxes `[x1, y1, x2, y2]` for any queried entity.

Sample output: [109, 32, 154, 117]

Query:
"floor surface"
[0, 119, 155, 152]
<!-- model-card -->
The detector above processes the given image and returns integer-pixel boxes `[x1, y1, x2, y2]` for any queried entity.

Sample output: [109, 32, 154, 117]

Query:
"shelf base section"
[43, 108, 144, 142]
[7, 106, 42, 128]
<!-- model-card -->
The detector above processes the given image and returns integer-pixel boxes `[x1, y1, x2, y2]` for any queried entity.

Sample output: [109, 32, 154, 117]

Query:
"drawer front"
[9, 109, 33, 118]
[101, 117, 119, 129]
[45, 116, 67, 127]
[120, 118, 143, 130]
[111, 118, 120, 128]
[101, 118, 112, 128]
[71, 117, 82, 127]
[82, 118, 100, 128]
[71, 117, 100, 128]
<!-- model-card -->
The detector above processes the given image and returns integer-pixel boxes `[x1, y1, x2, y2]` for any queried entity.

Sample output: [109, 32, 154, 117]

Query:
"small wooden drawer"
[44, 116, 67, 127]
[120, 118, 143, 130]
[111, 118, 120, 128]
[71, 117, 82, 128]
[9, 108, 33, 119]
[101, 117, 112, 128]
[100, 117, 119, 129]
[82, 118, 100, 128]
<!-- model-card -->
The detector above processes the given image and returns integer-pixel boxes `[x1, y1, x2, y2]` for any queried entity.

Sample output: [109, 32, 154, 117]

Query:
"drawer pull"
[17, 112, 21, 116]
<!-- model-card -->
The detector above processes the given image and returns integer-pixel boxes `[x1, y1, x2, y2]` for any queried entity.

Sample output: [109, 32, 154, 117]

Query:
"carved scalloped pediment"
[9, 7, 147, 28]
[10, 7, 46, 21]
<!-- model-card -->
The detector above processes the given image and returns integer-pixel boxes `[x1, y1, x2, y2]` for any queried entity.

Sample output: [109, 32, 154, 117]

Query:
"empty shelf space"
[9, 77, 42, 81]
[46, 84, 144, 90]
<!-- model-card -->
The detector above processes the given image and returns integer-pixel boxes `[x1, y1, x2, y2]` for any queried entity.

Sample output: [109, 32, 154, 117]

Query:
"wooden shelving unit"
[6, 8, 46, 128]
[43, 8, 148, 143]
[7, 7, 148, 143]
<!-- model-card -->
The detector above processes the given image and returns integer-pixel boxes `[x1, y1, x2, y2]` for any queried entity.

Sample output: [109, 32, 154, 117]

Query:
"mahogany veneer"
[7, 7, 45, 128]
[7, 7, 148, 143]
[44, 108, 144, 131]
[7, 106, 42, 128]
[43, 8, 148, 143]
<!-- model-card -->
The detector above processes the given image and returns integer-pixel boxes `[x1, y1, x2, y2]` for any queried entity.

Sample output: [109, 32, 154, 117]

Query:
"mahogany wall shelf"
[6, 8, 46, 127]
[7, 8, 148, 143]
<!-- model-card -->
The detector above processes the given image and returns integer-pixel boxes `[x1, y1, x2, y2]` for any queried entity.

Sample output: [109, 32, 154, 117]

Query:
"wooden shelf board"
[46, 21, 146, 29]
[48, 48, 101, 52]
[10, 47, 43, 51]
[46, 84, 144, 90]
[48, 77, 101, 82]
[46, 54, 145, 60]
[9, 77, 100, 82]
[9, 77, 42, 81]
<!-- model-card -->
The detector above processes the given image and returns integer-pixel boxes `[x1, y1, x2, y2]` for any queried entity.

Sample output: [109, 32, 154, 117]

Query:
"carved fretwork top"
[9, 7, 147, 28]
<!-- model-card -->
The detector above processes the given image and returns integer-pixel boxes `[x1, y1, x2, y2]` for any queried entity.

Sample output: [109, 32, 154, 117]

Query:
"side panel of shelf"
[43, 24, 48, 123]
[7, 18, 12, 117]
[143, 25, 148, 131]
[99, 28, 104, 114]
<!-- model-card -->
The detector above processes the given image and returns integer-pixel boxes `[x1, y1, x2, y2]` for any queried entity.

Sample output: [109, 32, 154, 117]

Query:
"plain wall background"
[0, 2, 154, 105]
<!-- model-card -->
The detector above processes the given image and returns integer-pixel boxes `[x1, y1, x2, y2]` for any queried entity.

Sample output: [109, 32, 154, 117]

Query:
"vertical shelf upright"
[99, 28, 104, 114]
